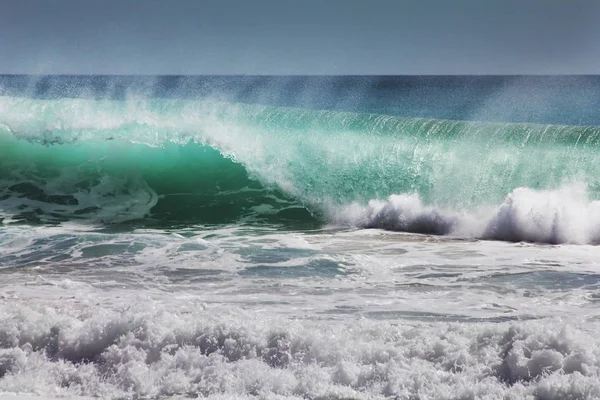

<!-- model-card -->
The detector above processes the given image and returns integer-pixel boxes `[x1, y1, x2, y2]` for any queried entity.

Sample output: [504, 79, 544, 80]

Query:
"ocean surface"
[2, 75, 600, 399]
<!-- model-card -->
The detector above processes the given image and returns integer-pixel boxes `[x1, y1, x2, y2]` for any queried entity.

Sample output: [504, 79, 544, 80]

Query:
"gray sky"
[1, 0, 599, 74]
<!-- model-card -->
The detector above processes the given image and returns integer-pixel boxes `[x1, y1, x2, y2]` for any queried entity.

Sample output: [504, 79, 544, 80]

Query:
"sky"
[1, 0, 600, 75]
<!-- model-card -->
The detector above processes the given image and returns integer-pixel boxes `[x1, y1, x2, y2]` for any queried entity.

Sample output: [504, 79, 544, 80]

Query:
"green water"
[1, 95, 600, 227]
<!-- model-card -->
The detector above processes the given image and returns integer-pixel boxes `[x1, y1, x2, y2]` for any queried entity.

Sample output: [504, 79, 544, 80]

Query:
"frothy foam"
[0, 299, 599, 399]
[332, 183, 600, 244]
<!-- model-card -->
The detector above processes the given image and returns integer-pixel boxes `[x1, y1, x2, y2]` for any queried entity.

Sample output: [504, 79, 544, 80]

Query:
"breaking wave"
[2, 95, 600, 243]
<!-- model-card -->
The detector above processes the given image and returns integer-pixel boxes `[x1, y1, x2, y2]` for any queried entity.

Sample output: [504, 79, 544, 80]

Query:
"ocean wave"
[2, 95, 600, 242]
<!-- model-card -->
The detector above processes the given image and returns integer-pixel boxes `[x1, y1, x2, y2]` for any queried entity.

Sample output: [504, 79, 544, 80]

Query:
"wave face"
[2, 91, 600, 243]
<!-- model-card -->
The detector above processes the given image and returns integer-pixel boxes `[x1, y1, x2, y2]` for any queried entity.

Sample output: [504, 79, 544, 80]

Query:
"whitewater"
[1, 75, 600, 399]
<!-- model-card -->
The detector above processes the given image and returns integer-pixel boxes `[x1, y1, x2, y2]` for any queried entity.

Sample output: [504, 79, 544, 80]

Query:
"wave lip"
[333, 183, 600, 245]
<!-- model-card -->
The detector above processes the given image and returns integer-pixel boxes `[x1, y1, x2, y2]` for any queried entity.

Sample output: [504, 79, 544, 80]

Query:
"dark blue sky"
[1, 0, 599, 74]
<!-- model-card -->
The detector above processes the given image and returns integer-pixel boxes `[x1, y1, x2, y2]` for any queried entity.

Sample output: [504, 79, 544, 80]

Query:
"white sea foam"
[332, 182, 600, 245]
[1, 221, 600, 398]
[0, 297, 599, 399]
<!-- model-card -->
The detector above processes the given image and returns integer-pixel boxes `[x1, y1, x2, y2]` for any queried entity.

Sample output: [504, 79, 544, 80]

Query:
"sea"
[1, 75, 600, 399]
